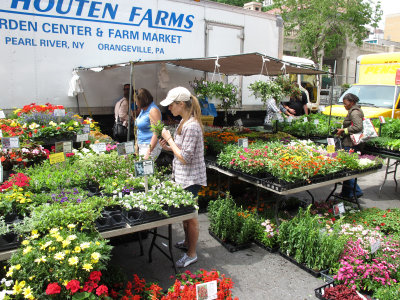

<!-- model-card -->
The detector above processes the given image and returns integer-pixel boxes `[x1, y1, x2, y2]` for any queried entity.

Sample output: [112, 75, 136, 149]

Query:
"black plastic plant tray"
[320, 270, 334, 283]
[167, 205, 196, 217]
[278, 251, 325, 278]
[95, 211, 128, 232]
[122, 209, 144, 226]
[315, 281, 336, 300]
[0, 233, 21, 251]
[254, 239, 279, 253]
[141, 211, 167, 224]
[208, 229, 252, 253]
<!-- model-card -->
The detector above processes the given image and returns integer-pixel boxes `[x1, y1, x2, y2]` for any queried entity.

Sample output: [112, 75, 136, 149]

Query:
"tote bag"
[350, 118, 378, 145]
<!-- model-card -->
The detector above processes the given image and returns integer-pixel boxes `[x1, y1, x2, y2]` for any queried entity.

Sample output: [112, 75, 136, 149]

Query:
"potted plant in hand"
[150, 120, 165, 140]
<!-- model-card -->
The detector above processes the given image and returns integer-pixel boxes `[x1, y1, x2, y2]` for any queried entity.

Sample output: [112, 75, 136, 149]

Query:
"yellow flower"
[65, 250, 71, 254]
[15, 264, 21, 270]
[90, 123, 95, 128]
[67, 235, 77, 241]
[63, 280, 69, 286]
[6, 269, 13, 277]
[13, 280, 24, 294]
[68, 256, 79, 266]
[91, 252, 101, 260]
[40, 241, 52, 250]
[95, 241, 100, 246]
[28, 123, 39, 130]
[68, 126, 74, 131]
[21, 240, 30, 246]
[10, 121, 18, 127]
[31, 230, 38, 235]
[74, 246, 81, 253]
[67, 224, 76, 229]
[80, 242, 90, 250]
[29, 276, 35, 281]
[54, 252, 65, 260]
[23, 246, 32, 255]
[23, 286, 34, 300]
[74, 121, 79, 126]
[56, 235, 64, 242]
[49, 121, 57, 127]
[30, 233, 39, 240]
[62, 240, 71, 248]
[82, 263, 93, 271]
[34, 256, 47, 264]
[50, 228, 59, 234]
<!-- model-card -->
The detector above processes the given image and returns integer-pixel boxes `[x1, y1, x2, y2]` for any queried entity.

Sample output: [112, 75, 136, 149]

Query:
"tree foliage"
[271, 0, 382, 65]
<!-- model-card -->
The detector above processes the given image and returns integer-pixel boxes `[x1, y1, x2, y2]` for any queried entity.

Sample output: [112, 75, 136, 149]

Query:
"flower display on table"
[0, 186, 33, 217]
[217, 140, 382, 183]
[10, 103, 64, 117]
[119, 180, 198, 216]
[0, 145, 48, 172]
[0, 173, 30, 192]
[6, 225, 112, 299]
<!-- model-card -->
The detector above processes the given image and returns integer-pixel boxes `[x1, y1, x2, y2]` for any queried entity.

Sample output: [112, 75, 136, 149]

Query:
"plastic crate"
[201, 115, 214, 126]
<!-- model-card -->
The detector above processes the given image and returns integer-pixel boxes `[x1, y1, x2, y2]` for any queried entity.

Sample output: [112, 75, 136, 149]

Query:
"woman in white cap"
[159, 86, 207, 268]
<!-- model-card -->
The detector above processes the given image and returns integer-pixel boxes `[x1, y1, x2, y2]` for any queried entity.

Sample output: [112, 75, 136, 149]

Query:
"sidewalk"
[110, 161, 399, 299]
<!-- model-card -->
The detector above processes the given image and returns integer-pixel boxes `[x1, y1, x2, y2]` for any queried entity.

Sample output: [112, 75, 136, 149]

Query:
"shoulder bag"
[350, 118, 378, 146]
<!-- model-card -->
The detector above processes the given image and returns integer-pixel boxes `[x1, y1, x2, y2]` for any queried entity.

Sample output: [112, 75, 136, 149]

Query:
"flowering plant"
[6, 225, 112, 299]
[45, 270, 110, 299]
[334, 238, 400, 291]
[163, 269, 238, 300]
[254, 219, 279, 249]
[150, 120, 165, 139]
[0, 173, 30, 192]
[0, 186, 33, 216]
[0, 145, 49, 171]
[190, 78, 213, 99]
[11, 103, 65, 117]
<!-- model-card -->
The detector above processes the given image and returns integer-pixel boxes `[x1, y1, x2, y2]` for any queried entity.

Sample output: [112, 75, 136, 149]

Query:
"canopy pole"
[327, 72, 335, 136]
[127, 62, 134, 141]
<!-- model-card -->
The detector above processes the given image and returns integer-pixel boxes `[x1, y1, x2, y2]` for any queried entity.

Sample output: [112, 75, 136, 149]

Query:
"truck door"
[205, 21, 244, 105]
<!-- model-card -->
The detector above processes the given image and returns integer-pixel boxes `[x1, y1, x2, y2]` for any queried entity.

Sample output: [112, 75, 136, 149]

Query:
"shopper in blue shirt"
[135, 88, 162, 160]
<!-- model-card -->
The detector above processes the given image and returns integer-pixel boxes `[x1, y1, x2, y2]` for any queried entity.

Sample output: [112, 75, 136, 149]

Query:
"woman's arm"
[161, 128, 187, 164]
[145, 107, 161, 159]
[346, 110, 363, 134]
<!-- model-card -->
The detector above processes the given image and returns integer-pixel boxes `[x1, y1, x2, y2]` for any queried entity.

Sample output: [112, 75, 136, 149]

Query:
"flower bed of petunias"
[217, 140, 382, 182]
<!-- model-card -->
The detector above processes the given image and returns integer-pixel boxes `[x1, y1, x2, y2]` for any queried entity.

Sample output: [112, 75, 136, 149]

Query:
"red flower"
[66, 279, 81, 294]
[96, 285, 109, 297]
[381, 223, 386, 226]
[110, 289, 119, 299]
[383, 215, 387, 218]
[83, 281, 98, 293]
[89, 271, 102, 282]
[46, 283, 61, 295]
[331, 217, 336, 222]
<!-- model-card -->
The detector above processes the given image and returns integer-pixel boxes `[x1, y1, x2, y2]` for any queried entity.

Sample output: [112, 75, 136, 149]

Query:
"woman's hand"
[336, 128, 345, 136]
[161, 128, 172, 141]
[159, 138, 170, 151]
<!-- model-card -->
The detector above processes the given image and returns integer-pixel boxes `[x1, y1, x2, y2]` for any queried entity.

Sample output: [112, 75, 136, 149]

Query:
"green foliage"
[373, 283, 400, 300]
[372, 117, 400, 139]
[208, 194, 256, 245]
[278, 206, 347, 271]
[249, 76, 301, 105]
[272, 0, 382, 64]
[150, 120, 165, 139]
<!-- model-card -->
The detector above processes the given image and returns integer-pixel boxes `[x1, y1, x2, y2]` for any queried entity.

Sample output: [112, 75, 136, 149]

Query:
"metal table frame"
[208, 164, 378, 212]
[0, 212, 198, 273]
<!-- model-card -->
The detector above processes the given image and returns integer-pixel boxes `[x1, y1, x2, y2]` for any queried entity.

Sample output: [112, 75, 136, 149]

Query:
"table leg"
[394, 161, 399, 192]
[305, 190, 315, 204]
[379, 158, 391, 196]
[168, 225, 177, 274]
[325, 183, 339, 202]
[138, 232, 144, 256]
[148, 228, 157, 263]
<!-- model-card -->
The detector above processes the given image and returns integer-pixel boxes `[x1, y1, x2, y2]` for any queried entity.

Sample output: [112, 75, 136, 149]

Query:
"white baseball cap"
[160, 87, 191, 106]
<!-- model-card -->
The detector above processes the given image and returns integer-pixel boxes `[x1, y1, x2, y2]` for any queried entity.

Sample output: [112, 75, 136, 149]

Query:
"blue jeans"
[341, 147, 363, 197]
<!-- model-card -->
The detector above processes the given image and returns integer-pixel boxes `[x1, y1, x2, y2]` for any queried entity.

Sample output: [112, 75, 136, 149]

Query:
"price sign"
[49, 152, 65, 165]
[327, 138, 335, 146]
[53, 109, 65, 117]
[237, 138, 248, 148]
[327, 145, 335, 153]
[333, 202, 345, 216]
[303, 117, 308, 123]
[134, 160, 154, 177]
[92, 143, 106, 154]
[55, 141, 72, 153]
[116, 143, 126, 156]
[371, 240, 381, 254]
[0, 111, 5, 119]
[0, 163, 3, 183]
[118, 192, 123, 198]
[379, 116, 386, 124]
[196, 280, 217, 300]
[234, 118, 243, 127]
[82, 124, 90, 134]
[1, 137, 20, 149]
[125, 141, 135, 154]
[287, 116, 293, 123]
[0, 129, 2, 138]
[314, 119, 319, 125]
[76, 133, 89, 142]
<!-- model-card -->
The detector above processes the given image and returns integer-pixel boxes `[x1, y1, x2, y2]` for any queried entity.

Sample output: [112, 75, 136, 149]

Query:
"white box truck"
[0, 0, 282, 116]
